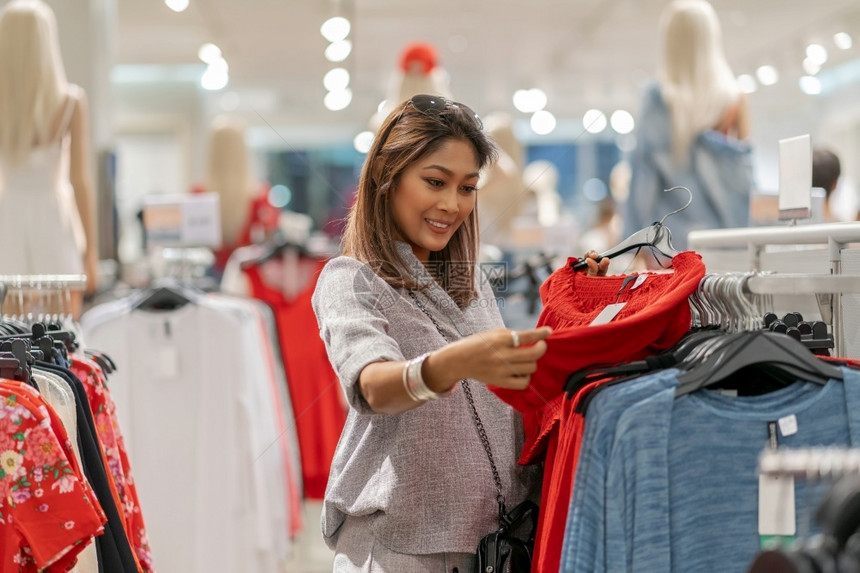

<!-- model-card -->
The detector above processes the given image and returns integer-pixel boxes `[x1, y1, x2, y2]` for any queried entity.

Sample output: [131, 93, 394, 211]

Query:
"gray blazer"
[311, 242, 539, 554]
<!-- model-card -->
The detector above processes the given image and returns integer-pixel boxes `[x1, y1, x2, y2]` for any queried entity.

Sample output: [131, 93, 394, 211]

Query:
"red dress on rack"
[490, 251, 706, 573]
[243, 260, 347, 499]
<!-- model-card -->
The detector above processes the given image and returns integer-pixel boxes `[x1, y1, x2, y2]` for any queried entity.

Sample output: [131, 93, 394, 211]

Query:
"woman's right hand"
[423, 326, 553, 392]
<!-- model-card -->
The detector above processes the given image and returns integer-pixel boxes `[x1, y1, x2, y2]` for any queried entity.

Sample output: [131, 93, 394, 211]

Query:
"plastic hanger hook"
[658, 186, 694, 226]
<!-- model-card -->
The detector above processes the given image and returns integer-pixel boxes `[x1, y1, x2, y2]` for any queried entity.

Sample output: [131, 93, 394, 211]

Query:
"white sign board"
[778, 135, 812, 220]
[143, 193, 222, 248]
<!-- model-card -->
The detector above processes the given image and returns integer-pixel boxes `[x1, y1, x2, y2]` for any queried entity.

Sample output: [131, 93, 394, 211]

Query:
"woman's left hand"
[583, 250, 610, 276]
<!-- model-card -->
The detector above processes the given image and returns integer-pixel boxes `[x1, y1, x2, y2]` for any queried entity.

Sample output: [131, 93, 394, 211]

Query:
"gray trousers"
[333, 515, 476, 573]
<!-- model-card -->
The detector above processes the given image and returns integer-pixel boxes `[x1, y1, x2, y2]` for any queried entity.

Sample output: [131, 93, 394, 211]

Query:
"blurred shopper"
[623, 0, 754, 249]
[812, 147, 841, 221]
[0, 0, 99, 292]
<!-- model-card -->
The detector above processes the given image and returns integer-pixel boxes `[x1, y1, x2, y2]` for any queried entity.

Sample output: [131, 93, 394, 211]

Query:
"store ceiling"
[117, 0, 860, 132]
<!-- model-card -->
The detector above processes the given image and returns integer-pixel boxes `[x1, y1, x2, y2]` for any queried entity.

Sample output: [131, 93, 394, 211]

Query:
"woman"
[312, 95, 606, 571]
[0, 0, 99, 294]
[623, 0, 754, 251]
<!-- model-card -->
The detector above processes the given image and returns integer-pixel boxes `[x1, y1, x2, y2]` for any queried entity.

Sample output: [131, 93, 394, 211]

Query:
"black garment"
[35, 363, 138, 573]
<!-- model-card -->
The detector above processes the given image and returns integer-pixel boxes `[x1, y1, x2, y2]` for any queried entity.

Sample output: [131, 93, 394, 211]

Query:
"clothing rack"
[758, 448, 860, 480]
[0, 274, 88, 319]
[689, 223, 860, 358]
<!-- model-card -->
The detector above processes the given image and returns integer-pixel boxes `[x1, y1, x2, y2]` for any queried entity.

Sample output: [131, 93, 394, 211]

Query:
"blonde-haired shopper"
[0, 0, 99, 294]
[623, 0, 754, 251]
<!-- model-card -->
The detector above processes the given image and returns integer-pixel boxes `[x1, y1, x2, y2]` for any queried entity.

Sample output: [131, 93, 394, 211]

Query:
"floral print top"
[71, 356, 154, 571]
[0, 380, 106, 572]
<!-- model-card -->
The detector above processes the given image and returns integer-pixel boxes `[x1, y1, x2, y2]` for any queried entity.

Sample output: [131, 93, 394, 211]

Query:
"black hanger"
[570, 186, 691, 271]
[132, 279, 201, 311]
[674, 330, 843, 398]
[84, 349, 114, 374]
[564, 327, 725, 399]
[239, 231, 309, 271]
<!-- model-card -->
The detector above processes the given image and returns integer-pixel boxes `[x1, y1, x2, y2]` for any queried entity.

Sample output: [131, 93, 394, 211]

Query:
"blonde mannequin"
[204, 115, 257, 247]
[0, 0, 99, 295]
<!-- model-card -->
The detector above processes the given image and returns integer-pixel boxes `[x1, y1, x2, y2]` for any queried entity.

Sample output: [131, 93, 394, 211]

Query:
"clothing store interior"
[4, 0, 860, 571]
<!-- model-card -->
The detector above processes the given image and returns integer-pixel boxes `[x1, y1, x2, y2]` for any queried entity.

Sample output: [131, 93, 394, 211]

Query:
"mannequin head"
[659, 0, 738, 161]
[372, 42, 452, 132]
[0, 0, 68, 163]
[205, 115, 256, 246]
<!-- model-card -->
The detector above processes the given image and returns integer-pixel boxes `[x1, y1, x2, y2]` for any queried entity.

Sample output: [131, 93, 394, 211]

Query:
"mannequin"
[0, 0, 99, 296]
[523, 160, 562, 228]
[195, 115, 279, 273]
[370, 42, 453, 133]
[478, 113, 526, 248]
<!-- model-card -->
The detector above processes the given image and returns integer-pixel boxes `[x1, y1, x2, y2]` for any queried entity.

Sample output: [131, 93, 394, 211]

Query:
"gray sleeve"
[311, 256, 405, 414]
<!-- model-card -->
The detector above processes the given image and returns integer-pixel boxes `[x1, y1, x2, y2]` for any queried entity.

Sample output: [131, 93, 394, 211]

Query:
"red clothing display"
[70, 357, 153, 571]
[0, 381, 106, 572]
[488, 252, 706, 572]
[244, 261, 347, 499]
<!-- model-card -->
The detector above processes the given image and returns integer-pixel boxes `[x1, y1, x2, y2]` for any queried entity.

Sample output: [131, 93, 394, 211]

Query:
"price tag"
[158, 346, 180, 380]
[589, 302, 627, 326]
[758, 473, 796, 547]
[144, 193, 222, 248]
[778, 414, 798, 437]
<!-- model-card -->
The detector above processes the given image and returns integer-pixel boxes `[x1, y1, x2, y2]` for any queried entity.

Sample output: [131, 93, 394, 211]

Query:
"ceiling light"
[353, 131, 374, 154]
[834, 32, 853, 50]
[799, 76, 822, 95]
[756, 65, 779, 86]
[324, 88, 352, 111]
[803, 57, 821, 75]
[198, 43, 221, 64]
[530, 110, 556, 135]
[737, 74, 757, 94]
[377, 100, 387, 114]
[320, 17, 350, 43]
[165, 0, 189, 12]
[513, 89, 547, 113]
[201, 66, 228, 91]
[325, 40, 352, 63]
[610, 110, 635, 134]
[806, 44, 828, 66]
[323, 68, 350, 92]
[582, 109, 607, 134]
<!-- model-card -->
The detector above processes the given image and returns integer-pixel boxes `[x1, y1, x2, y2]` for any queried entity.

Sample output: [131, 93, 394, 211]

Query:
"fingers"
[514, 326, 553, 346]
[583, 250, 610, 277]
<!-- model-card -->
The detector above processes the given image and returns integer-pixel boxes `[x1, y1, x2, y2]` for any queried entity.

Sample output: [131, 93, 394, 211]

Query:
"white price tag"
[758, 473, 796, 536]
[158, 346, 181, 380]
[589, 302, 627, 326]
[143, 192, 222, 248]
[778, 415, 798, 437]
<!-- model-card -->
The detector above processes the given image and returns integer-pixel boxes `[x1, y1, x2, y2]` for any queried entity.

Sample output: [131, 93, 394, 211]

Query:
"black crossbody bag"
[410, 292, 539, 573]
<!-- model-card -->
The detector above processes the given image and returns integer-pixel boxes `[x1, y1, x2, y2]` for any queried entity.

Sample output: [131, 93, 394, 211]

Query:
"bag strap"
[408, 291, 506, 519]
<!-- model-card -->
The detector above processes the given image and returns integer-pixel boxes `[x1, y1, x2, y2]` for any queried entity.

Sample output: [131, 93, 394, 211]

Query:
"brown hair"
[342, 96, 497, 307]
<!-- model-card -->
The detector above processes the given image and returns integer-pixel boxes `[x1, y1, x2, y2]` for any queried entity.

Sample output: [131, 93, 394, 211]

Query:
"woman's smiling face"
[390, 137, 480, 262]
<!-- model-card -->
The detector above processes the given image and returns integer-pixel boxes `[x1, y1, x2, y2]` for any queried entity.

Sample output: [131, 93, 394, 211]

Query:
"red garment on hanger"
[71, 356, 153, 571]
[243, 261, 347, 499]
[0, 380, 106, 572]
[488, 251, 706, 573]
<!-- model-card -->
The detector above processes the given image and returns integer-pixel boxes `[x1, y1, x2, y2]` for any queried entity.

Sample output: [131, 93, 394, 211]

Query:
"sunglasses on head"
[404, 94, 483, 130]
